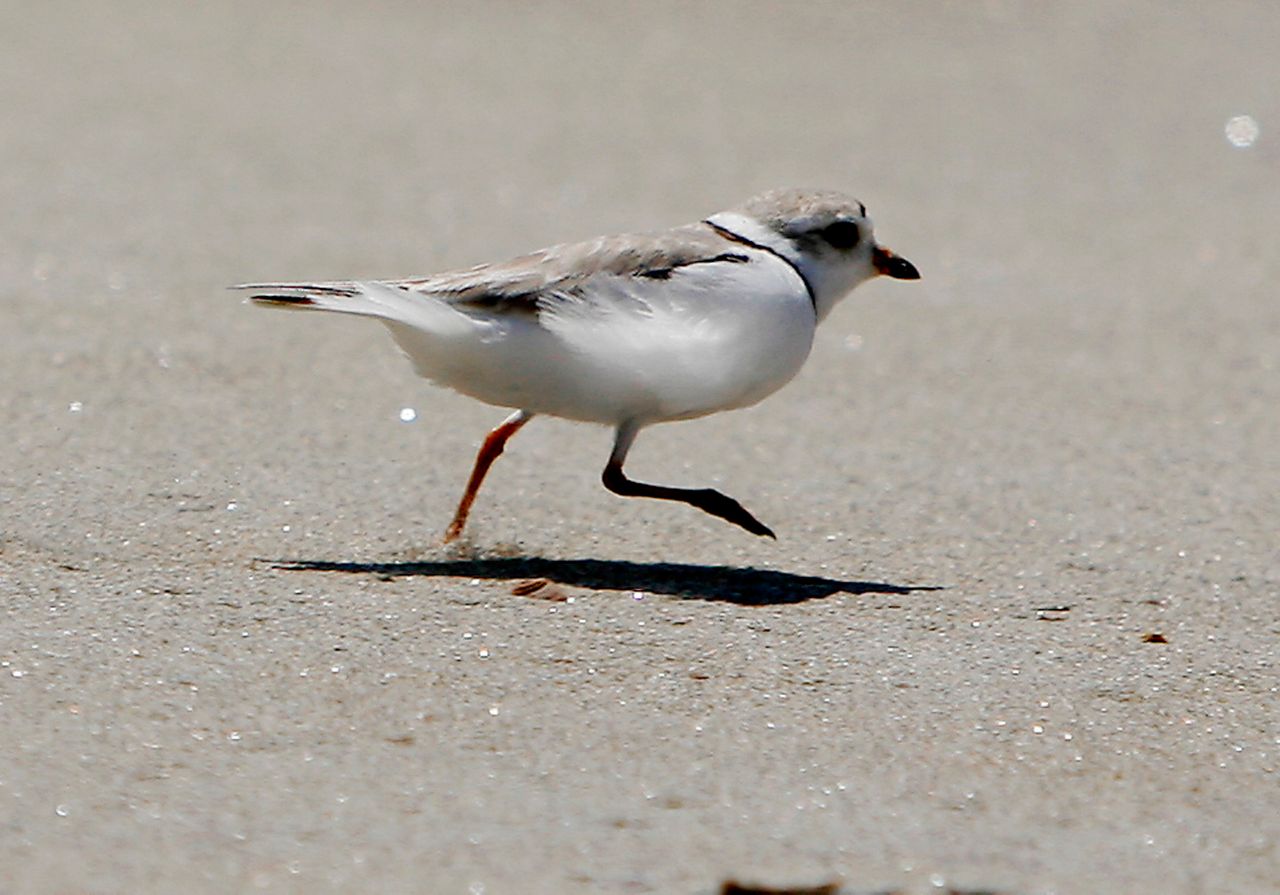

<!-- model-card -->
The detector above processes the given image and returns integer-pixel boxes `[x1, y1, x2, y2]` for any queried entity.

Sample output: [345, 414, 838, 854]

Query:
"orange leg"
[444, 410, 532, 542]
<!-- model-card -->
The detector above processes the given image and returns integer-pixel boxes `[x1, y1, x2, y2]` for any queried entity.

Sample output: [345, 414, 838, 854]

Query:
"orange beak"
[873, 245, 920, 280]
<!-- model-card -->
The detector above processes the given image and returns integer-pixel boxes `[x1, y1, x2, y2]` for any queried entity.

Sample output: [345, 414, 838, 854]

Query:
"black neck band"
[705, 220, 816, 311]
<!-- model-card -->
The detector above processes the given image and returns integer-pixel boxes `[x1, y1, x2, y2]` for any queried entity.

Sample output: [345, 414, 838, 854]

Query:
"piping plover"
[236, 188, 919, 541]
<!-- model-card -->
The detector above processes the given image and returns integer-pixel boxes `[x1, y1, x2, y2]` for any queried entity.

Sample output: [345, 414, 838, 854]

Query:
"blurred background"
[3, 2, 1274, 560]
[1, 3, 1277, 893]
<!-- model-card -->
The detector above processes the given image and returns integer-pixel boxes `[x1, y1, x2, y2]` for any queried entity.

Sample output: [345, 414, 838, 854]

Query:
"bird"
[235, 188, 919, 541]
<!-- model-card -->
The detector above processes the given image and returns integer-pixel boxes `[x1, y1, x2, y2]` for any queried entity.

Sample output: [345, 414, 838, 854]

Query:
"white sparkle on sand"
[1225, 114, 1259, 148]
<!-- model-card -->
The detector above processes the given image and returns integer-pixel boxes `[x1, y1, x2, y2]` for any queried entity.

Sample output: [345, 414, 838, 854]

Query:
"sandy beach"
[1, 3, 1277, 892]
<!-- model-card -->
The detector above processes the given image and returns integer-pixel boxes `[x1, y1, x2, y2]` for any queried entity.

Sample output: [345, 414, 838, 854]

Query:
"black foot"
[691, 488, 776, 539]
[601, 463, 776, 538]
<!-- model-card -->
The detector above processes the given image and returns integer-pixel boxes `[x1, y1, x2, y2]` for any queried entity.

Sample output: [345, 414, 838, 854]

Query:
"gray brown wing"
[389, 223, 748, 312]
[235, 223, 748, 315]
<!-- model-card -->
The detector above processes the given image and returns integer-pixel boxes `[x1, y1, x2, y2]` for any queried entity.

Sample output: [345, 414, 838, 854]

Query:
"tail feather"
[231, 281, 479, 359]
[233, 280, 441, 324]
[238, 281, 363, 304]
[245, 292, 326, 308]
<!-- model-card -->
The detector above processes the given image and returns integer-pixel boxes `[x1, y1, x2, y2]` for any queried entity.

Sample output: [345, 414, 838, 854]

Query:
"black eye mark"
[820, 220, 861, 250]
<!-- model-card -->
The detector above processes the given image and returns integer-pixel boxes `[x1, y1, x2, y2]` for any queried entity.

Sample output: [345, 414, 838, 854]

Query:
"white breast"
[386, 249, 817, 425]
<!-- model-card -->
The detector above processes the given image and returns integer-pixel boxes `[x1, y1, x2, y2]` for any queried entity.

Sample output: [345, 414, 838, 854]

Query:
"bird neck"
[704, 213, 818, 314]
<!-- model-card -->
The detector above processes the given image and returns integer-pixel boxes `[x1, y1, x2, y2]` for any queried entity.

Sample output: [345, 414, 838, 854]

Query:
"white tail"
[233, 280, 462, 332]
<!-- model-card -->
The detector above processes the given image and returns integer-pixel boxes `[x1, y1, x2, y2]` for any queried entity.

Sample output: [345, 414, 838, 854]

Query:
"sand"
[1, 3, 1277, 893]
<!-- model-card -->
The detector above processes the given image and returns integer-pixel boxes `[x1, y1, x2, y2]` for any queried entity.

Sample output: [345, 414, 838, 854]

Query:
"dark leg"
[444, 410, 533, 542]
[600, 422, 775, 538]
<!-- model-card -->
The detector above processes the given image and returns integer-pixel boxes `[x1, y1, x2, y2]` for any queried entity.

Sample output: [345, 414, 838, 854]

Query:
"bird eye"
[821, 220, 861, 250]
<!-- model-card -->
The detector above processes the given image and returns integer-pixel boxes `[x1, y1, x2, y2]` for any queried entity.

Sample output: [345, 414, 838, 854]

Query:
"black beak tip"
[873, 246, 921, 280]
[887, 256, 921, 280]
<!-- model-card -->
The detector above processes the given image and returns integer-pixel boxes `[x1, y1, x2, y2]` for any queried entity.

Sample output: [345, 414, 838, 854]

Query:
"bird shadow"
[267, 556, 942, 606]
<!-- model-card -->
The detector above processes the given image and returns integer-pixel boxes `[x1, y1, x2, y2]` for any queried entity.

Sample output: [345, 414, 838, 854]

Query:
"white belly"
[386, 251, 817, 425]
